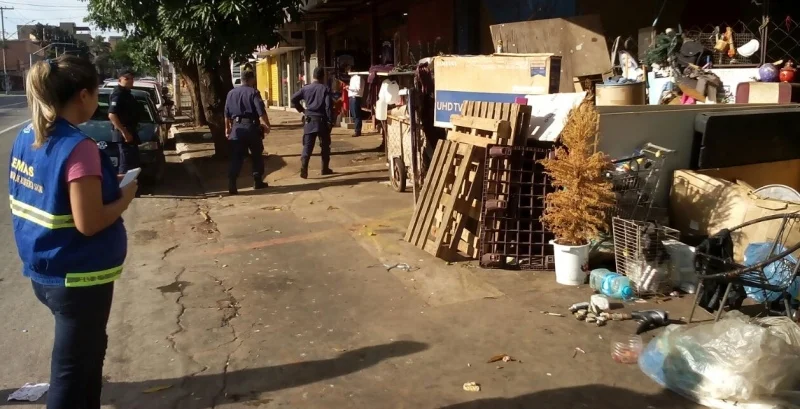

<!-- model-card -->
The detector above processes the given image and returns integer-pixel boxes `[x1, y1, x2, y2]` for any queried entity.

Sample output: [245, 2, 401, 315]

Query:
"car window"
[133, 86, 160, 104]
[91, 93, 155, 123]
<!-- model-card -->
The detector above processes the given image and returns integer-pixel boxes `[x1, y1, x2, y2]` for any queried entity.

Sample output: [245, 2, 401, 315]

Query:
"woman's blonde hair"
[25, 55, 99, 147]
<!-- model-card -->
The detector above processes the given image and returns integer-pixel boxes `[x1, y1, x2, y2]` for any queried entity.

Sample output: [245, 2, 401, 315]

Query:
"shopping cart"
[606, 143, 675, 222]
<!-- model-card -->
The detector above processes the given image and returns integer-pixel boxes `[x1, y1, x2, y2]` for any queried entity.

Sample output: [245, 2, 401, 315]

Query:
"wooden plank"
[415, 141, 459, 248]
[429, 143, 476, 257]
[447, 147, 485, 257]
[449, 115, 510, 135]
[405, 139, 448, 243]
[447, 131, 492, 147]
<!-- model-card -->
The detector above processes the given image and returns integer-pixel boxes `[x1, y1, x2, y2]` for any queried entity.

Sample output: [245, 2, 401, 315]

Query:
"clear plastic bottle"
[589, 268, 635, 300]
[589, 268, 614, 292]
[602, 275, 635, 300]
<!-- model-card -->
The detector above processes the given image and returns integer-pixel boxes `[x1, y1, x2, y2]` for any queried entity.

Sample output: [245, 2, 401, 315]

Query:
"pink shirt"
[65, 139, 103, 182]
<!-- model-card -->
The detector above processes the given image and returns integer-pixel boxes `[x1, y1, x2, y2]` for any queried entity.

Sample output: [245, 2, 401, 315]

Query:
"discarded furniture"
[689, 213, 800, 323]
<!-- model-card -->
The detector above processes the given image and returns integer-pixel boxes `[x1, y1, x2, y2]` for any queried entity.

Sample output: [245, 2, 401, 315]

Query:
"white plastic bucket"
[550, 240, 590, 286]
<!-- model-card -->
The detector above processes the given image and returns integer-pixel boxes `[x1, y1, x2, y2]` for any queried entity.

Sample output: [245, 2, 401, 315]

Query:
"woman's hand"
[120, 180, 138, 209]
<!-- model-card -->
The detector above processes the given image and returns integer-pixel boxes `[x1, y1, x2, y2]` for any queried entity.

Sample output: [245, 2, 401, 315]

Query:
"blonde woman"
[10, 55, 137, 409]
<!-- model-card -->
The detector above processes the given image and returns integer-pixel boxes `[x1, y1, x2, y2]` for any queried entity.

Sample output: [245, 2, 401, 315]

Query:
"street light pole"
[0, 6, 13, 94]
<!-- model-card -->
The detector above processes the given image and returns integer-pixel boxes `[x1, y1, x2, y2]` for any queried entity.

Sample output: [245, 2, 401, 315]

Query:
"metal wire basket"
[606, 143, 674, 223]
[612, 217, 680, 295]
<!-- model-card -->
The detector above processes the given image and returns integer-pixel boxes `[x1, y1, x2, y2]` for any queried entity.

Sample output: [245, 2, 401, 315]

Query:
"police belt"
[304, 115, 325, 123]
[234, 117, 258, 125]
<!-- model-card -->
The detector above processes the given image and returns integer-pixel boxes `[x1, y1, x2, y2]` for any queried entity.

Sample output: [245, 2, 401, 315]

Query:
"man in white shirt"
[347, 73, 364, 137]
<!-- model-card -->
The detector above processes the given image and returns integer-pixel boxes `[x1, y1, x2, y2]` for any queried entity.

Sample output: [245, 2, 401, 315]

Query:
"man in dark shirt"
[108, 69, 141, 174]
[291, 67, 333, 179]
[224, 70, 271, 195]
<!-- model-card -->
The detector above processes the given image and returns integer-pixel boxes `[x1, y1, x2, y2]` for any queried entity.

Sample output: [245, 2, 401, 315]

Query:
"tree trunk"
[197, 58, 233, 158]
[174, 60, 206, 126]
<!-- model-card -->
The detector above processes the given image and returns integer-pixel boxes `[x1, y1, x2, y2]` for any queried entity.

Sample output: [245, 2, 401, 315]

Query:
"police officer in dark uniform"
[224, 70, 271, 195]
[108, 69, 141, 174]
[291, 67, 333, 179]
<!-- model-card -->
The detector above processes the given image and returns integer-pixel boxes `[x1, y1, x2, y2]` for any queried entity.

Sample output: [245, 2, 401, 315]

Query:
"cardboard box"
[433, 54, 562, 128]
[670, 160, 800, 261]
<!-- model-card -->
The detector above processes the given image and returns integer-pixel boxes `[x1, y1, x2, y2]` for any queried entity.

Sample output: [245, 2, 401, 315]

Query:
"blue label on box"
[434, 91, 523, 125]
[530, 66, 547, 77]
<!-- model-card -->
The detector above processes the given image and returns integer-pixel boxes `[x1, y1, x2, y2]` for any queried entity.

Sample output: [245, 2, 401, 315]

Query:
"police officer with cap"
[224, 70, 271, 195]
[291, 66, 333, 179]
[108, 69, 141, 174]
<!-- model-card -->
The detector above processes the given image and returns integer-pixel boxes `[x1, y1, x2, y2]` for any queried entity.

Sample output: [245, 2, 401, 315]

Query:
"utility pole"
[0, 6, 13, 94]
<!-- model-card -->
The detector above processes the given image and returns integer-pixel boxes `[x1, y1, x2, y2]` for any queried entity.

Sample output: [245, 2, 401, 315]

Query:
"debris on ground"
[382, 263, 415, 272]
[568, 302, 590, 313]
[462, 382, 481, 392]
[487, 354, 516, 363]
[7, 383, 49, 402]
[327, 206, 339, 211]
[143, 385, 173, 394]
[540, 311, 564, 317]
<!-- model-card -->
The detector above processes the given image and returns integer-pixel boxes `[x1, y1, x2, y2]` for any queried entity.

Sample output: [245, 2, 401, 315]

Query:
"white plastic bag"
[639, 311, 800, 403]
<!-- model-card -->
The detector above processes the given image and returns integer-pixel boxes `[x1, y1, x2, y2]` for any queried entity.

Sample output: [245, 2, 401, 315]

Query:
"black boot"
[253, 176, 268, 190]
[300, 159, 309, 179]
[228, 179, 238, 195]
[321, 158, 333, 175]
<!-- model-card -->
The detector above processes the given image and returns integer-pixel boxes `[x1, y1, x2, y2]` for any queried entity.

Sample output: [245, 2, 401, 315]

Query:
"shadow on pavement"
[0, 341, 428, 408]
[437, 384, 699, 409]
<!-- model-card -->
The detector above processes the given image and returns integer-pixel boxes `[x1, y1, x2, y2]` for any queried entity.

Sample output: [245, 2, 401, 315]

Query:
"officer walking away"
[108, 69, 141, 174]
[291, 67, 333, 179]
[224, 70, 270, 195]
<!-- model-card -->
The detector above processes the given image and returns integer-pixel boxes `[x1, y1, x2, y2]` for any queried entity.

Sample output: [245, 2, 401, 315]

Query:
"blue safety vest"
[9, 118, 127, 287]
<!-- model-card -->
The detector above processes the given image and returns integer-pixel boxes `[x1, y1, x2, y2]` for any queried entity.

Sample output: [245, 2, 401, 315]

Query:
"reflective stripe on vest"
[9, 196, 75, 229]
[65, 265, 123, 287]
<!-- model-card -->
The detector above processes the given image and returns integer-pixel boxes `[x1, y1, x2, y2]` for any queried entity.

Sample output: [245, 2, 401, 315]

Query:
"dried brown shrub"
[539, 100, 615, 246]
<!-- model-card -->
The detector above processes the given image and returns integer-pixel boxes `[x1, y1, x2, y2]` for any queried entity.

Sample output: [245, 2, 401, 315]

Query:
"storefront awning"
[254, 46, 303, 58]
[301, 0, 365, 21]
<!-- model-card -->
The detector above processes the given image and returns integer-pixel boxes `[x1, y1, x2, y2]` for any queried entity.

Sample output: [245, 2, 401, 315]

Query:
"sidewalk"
[86, 111, 704, 408]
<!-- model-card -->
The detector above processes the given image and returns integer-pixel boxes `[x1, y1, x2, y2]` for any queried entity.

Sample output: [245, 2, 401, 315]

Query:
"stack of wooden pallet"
[404, 101, 532, 261]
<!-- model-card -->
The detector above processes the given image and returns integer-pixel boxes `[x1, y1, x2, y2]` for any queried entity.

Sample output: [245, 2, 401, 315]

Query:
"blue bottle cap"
[621, 286, 635, 299]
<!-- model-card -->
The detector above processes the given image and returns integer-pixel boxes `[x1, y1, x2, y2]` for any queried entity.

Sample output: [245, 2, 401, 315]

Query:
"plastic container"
[550, 240, 590, 286]
[590, 269, 635, 300]
[611, 335, 643, 364]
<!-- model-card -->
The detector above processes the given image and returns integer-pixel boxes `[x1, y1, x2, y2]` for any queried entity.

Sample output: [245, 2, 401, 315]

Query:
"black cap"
[313, 66, 324, 81]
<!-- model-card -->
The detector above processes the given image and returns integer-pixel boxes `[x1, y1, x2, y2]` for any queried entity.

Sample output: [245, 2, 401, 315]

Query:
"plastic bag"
[743, 242, 799, 303]
[639, 311, 800, 403]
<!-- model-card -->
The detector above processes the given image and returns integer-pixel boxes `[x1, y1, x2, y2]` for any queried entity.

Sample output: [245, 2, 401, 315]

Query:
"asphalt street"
[0, 95, 57, 400]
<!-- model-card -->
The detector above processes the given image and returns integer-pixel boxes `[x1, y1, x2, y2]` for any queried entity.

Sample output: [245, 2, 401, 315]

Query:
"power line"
[0, 1, 85, 8]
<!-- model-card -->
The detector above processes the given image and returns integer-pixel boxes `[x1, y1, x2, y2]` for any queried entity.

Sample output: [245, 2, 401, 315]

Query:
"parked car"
[78, 88, 173, 182]
[102, 80, 174, 121]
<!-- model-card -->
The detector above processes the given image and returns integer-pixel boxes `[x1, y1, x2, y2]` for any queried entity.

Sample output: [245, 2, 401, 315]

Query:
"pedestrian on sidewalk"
[291, 66, 334, 179]
[224, 70, 271, 195]
[108, 69, 141, 175]
[12, 55, 137, 409]
[346, 70, 364, 137]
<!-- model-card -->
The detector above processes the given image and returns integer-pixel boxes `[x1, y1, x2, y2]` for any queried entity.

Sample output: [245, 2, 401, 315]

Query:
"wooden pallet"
[404, 139, 484, 259]
[405, 101, 532, 261]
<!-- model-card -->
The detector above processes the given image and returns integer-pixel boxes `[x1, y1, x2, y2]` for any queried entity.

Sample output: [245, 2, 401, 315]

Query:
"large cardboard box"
[670, 160, 800, 261]
[433, 54, 562, 128]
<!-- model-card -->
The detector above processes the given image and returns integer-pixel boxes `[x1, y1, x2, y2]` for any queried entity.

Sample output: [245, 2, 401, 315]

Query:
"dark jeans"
[229, 135, 265, 181]
[117, 143, 141, 174]
[349, 96, 363, 136]
[301, 131, 331, 169]
[32, 282, 114, 409]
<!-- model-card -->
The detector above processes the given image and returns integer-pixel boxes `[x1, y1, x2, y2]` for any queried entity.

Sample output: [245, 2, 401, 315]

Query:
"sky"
[1, 0, 122, 40]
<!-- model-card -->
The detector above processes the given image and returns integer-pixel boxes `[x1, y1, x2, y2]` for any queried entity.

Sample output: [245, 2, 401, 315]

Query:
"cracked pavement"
[0, 109, 703, 409]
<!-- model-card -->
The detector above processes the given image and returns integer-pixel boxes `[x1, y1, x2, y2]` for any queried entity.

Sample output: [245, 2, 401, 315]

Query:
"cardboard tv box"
[433, 54, 562, 127]
[670, 159, 800, 261]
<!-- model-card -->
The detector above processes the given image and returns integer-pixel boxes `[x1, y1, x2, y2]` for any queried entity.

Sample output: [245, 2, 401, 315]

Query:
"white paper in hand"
[119, 168, 141, 188]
